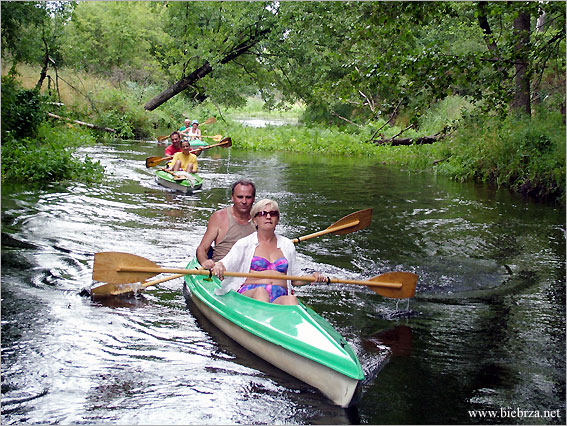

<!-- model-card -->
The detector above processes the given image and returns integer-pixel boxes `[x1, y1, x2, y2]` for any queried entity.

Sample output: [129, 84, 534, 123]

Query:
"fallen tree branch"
[372, 131, 444, 146]
[47, 112, 116, 133]
[367, 100, 403, 142]
[391, 123, 414, 139]
[330, 111, 363, 128]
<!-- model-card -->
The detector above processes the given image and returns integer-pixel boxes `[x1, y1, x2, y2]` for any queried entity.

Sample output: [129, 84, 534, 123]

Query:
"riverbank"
[204, 111, 565, 204]
[3, 64, 565, 204]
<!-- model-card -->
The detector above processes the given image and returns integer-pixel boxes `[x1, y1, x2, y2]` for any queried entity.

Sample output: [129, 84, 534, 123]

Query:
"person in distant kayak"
[180, 119, 202, 141]
[178, 118, 191, 139]
[171, 140, 198, 173]
[164, 131, 182, 157]
[196, 179, 256, 268]
[210, 198, 328, 305]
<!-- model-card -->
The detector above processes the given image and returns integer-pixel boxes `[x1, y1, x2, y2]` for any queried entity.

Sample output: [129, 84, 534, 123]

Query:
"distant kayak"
[155, 170, 203, 194]
[182, 138, 208, 148]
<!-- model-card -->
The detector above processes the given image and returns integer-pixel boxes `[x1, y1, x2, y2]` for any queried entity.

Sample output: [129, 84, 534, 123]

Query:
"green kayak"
[182, 138, 208, 148]
[155, 170, 203, 194]
[182, 258, 364, 407]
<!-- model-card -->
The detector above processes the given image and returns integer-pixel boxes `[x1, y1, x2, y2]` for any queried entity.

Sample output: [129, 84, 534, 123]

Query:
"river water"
[1, 138, 565, 425]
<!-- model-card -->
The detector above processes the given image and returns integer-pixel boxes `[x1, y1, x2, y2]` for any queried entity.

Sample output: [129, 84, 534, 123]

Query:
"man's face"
[171, 133, 181, 146]
[232, 184, 255, 215]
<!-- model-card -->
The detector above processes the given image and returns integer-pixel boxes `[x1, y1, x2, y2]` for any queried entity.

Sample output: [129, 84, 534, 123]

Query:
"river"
[1, 137, 565, 425]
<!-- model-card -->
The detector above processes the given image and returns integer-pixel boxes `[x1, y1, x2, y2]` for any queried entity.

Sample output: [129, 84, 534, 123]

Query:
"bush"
[436, 109, 565, 201]
[1, 123, 104, 184]
[1, 75, 46, 140]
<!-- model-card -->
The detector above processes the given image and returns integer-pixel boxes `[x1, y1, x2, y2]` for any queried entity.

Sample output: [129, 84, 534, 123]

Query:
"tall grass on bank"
[1, 74, 105, 185]
[1, 64, 196, 139]
[437, 110, 566, 201]
[206, 110, 565, 203]
[1, 123, 104, 184]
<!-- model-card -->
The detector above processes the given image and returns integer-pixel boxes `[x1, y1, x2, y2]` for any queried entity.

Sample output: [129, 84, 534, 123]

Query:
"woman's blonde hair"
[250, 198, 280, 218]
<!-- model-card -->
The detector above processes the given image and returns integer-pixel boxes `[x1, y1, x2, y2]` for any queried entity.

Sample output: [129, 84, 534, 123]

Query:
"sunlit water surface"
[1, 138, 565, 425]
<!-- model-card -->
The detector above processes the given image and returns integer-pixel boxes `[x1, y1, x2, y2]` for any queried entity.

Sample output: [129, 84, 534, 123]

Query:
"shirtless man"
[196, 179, 256, 269]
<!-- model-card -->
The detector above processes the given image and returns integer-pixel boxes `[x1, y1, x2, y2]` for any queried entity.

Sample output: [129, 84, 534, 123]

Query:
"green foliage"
[1, 1, 74, 74]
[1, 1, 48, 64]
[218, 100, 564, 203]
[1, 122, 104, 184]
[70, 82, 192, 139]
[61, 1, 165, 83]
[435, 110, 566, 201]
[1, 75, 46, 140]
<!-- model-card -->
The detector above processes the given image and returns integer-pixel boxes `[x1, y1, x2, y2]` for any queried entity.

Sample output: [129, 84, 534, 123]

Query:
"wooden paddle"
[292, 208, 372, 243]
[92, 252, 417, 299]
[156, 117, 218, 142]
[91, 208, 373, 296]
[146, 155, 173, 167]
[145, 137, 232, 168]
[159, 167, 187, 181]
[91, 273, 187, 297]
[200, 134, 223, 141]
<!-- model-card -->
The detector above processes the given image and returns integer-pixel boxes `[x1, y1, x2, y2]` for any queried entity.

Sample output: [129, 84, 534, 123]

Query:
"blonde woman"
[211, 199, 327, 305]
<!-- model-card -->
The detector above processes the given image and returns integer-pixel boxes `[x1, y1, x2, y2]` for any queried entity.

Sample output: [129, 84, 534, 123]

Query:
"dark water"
[1, 139, 565, 425]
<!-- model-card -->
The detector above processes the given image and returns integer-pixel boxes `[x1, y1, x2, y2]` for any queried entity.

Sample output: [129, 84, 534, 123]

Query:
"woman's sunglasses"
[255, 210, 280, 218]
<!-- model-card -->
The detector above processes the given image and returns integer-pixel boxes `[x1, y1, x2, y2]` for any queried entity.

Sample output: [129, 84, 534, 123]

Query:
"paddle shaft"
[143, 273, 184, 287]
[293, 220, 359, 243]
[192, 138, 232, 153]
[90, 273, 185, 296]
[116, 266, 402, 289]
[159, 167, 186, 180]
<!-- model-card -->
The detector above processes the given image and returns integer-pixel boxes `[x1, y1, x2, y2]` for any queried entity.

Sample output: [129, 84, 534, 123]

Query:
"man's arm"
[196, 210, 224, 268]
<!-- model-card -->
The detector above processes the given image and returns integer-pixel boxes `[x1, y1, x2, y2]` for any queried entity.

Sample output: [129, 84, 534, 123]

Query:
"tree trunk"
[511, 9, 531, 115]
[477, 2, 498, 54]
[144, 62, 213, 111]
[35, 35, 50, 91]
[46, 112, 117, 133]
[144, 28, 271, 111]
[372, 132, 444, 146]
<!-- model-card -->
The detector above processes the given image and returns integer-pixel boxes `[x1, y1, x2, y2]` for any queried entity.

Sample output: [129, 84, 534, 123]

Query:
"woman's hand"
[312, 272, 328, 284]
[212, 262, 226, 280]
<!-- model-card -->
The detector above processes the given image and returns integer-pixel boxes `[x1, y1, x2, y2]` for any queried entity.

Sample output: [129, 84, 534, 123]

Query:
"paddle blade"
[202, 117, 217, 125]
[157, 135, 169, 142]
[91, 281, 145, 297]
[367, 272, 418, 299]
[93, 252, 159, 284]
[91, 273, 184, 297]
[327, 208, 372, 235]
[146, 156, 165, 168]
[219, 137, 232, 148]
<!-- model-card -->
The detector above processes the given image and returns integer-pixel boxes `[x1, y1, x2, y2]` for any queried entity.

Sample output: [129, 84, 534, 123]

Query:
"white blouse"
[213, 232, 301, 295]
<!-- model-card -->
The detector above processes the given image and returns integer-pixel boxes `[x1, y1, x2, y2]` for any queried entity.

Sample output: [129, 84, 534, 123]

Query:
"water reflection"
[364, 325, 413, 358]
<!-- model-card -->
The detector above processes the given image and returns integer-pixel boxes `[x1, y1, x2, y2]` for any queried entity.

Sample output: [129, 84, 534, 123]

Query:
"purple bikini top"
[250, 256, 289, 274]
